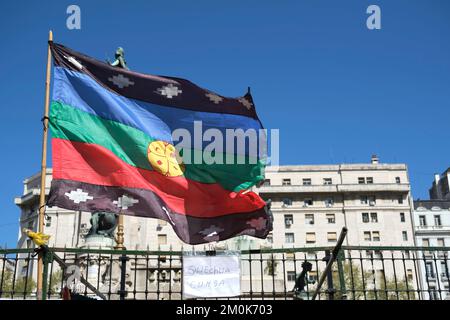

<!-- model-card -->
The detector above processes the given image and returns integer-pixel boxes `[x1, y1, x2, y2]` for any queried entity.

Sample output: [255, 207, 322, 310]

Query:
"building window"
[45, 215, 52, 227]
[396, 177, 401, 184]
[419, 216, 427, 227]
[434, 215, 442, 227]
[306, 252, 317, 260]
[372, 231, 380, 241]
[303, 198, 313, 207]
[324, 198, 334, 207]
[282, 198, 292, 206]
[158, 234, 167, 245]
[407, 269, 413, 282]
[282, 179, 291, 186]
[361, 196, 376, 205]
[263, 179, 271, 186]
[402, 231, 408, 241]
[327, 232, 337, 242]
[308, 271, 318, 284]
[362, 212, 370, 223]
[430, 290, 439, 300]
[422, 238, 430, 247]
[398, 196, 404, 204]
[400, 212, 405, 222]
[364, 231, 372, 241]
[285, 233, 295, 243]
[287, 271, 297, 282]
[323, 178, 332, 185]
[370, 212, 378, 223]
[358, 177, 373, 184]
[284, 214, 294, 228]
[306, 232, 316, 244]
[440, 261, 448, 278]
[302, 178, 311, 185]
[426, 262, 435, 278]
[437, 238, 445, 247]
[360, 196, 368, 205]
[367, 250, 382, 259]
[326, 213, 336, 224]
[158, 220, 167, 227]
[305, 214, 314, 225]
[404, 250, 410, 259]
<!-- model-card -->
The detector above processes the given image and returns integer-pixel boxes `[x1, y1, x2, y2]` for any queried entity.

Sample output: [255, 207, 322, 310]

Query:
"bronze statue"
[87, 212, 119, 239]
[293, 261, 313, 300]
[107, 47, 129, 70]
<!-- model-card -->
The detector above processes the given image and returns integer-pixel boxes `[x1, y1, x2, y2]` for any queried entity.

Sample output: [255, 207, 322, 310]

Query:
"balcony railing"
[415, 225, 450, 231]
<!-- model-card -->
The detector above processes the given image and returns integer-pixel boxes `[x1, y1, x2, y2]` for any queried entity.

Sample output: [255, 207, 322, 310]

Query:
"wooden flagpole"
[37, 30, 53, 300]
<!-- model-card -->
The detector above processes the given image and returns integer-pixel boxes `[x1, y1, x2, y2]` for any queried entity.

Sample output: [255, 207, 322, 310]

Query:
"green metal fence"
[0, 246, 449, 300]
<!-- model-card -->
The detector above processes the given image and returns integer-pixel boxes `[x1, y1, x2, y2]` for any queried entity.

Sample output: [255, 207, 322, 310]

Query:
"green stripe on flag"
[49, 101, 265, 191]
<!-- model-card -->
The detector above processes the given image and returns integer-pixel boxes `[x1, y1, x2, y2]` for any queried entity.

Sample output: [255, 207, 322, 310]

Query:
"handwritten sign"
[183, 255, 241, 298]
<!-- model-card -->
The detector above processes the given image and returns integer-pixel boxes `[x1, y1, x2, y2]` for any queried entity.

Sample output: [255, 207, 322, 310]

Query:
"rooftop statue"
[107, 47, 129, 70]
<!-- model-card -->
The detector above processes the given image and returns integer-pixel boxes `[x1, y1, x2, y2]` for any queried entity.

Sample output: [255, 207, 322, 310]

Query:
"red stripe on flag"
[52, 138, 266, 218]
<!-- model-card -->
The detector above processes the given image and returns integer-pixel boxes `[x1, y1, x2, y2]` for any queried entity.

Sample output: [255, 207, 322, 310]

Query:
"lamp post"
[114, 213, 125, 250]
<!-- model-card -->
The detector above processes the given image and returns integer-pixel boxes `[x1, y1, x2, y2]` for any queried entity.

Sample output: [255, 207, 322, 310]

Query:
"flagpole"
[37, 30, 53, 300]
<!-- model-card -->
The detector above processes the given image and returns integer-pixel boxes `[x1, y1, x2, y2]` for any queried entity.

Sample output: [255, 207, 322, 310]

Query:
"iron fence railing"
[0, 246, 449, 300]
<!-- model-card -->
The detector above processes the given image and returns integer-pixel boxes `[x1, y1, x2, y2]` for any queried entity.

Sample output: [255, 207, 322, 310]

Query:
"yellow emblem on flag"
[147, 141, 185, 177]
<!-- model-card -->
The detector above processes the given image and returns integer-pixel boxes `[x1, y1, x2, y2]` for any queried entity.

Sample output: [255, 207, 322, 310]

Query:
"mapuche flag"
[47, 42, 272, 244]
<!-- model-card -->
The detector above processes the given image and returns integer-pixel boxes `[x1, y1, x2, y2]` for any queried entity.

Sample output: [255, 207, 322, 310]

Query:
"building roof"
[414, 200, 450, 210]
[265, 163, 407, 172]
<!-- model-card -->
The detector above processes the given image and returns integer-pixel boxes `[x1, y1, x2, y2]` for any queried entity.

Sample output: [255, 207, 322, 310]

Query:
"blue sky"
[0, 0, 449, 247]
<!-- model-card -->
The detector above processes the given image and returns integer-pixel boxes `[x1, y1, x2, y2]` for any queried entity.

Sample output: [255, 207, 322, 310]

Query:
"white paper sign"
[183, 255, 241, 298]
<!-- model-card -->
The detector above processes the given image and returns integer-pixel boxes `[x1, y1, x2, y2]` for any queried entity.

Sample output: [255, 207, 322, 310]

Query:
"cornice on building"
[265, 163, 407, 172]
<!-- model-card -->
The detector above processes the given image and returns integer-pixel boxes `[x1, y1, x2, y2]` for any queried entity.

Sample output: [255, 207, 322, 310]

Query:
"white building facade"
[413, 200, 450, 299]
[258, 159, 415, 248]
[429, 168, 450, 200]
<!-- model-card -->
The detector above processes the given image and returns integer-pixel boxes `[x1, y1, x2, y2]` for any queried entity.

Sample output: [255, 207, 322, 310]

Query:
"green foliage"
[47, 269, 63, 295]
[329, 262, 416, 300]
[0, 267, 62, 298]
[264, 256, 278, 276]
[0, 270, 36, 298]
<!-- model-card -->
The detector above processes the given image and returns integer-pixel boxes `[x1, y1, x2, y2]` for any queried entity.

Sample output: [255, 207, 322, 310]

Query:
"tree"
[264, 255, 278, 276]
[330, 262, 373, 300]
[311, 262, 417, 300]
[0, 269, 62, 299]
[0, 270, 36, 298]
[366, 276, 416, 300]
[47, 269, 63, 296]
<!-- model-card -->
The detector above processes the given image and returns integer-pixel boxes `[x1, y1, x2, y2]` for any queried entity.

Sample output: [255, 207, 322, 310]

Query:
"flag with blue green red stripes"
[47, 42, 272, 244]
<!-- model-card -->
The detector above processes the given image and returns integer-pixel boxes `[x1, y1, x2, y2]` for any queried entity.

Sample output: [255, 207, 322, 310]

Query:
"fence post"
[118, 254, 129, 300]
[323, 250, 335, 300]
[337, 249, 347, 299]
[40, 247, 53, 300]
